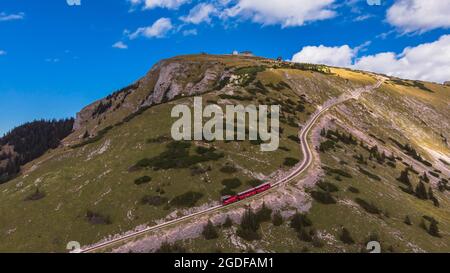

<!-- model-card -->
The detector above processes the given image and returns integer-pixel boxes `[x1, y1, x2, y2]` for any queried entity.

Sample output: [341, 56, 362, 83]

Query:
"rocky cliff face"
[141, 60, 228, 106]
[72, 57, 229, 136]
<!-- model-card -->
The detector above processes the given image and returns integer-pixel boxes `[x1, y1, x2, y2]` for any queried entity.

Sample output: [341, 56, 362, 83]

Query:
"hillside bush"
[24, 188, 46, 201]
[134, 176, 152, 185]
[311, 190, 337, 204]
[317, 181, 339, 192]
[283, 157, 299, 167]
[140, 195, 168, 206]
[354, 198, 381, 214]
[340, 227, 355, 244]
[170, 191, 203, 207]
[86, 210, 112, 225]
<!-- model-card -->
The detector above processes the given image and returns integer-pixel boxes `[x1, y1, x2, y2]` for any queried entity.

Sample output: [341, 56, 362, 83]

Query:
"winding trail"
[79, 79, 383, 253]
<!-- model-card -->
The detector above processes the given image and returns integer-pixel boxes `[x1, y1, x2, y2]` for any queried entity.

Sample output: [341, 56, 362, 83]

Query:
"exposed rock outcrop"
[141, 61, 226, 106]
[72, 58, 229, 133]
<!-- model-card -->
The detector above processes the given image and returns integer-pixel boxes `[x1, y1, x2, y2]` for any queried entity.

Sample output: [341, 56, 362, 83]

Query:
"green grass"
[168, 123, 449, 253]
[1, 54, 448, 253]
[0, 90, 305, 252]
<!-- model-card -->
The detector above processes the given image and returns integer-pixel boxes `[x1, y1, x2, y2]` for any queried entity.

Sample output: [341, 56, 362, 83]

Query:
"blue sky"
[1, 0, 449, 135]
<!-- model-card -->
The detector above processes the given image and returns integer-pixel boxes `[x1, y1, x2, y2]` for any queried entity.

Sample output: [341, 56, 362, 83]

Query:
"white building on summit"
[231, 50, 254, 56]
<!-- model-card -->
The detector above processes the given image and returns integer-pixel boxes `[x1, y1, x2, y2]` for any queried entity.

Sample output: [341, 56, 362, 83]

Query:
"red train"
[221, 182, 271, 206]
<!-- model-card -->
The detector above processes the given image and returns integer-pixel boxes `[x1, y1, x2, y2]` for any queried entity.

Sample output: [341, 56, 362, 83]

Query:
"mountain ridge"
[0, 54, 449, 252]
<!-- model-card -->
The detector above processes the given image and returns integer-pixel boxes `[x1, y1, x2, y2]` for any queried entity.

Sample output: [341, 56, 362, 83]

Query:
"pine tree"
[241, 208, 259, 231]
[340, 227, 355, 244]
[421, 172, 429, 183]
[397, 168, 411, 186]
[428, 220, 440, 237]
[272, 211, 283, 226]
[415, 181, 428, 200]
[298, 228, 313, 242]
[290, 212, 312, 232]
[428, 187, 440, 207]
[380, 151, 386, 163]
[156, 241, 187, 253]
[404, 215, 412, 226]
[222, 216, 233, 228]
[256, 202, 272, 223]
[438, 180, 446, 192]
[237, 208, 261, 241]
[356, 154, 366, 165]
[427, 187, 434, 200]
[431, 197, 440, 208]
[202, 220, 219, 240]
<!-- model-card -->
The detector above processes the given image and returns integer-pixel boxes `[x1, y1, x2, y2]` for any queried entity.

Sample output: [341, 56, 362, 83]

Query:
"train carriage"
[221, 182, 271, 206]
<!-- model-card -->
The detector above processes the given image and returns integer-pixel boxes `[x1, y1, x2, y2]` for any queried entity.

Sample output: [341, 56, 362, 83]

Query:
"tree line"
[0, 118, 74, 183]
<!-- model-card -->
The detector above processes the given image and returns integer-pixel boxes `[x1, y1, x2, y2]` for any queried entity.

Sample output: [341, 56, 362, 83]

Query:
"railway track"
[79, 80, 383, 253]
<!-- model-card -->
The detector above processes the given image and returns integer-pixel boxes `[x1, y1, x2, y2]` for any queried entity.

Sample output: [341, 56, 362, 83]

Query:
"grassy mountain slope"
[0, 54, 448, 252]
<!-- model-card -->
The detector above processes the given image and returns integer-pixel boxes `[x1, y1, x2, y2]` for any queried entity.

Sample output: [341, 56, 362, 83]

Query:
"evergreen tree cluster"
[421, 216, 441, 238]
[237, 208, 261, 241]
[319, 128, 357, 152]
[155, 241, 187, 253]
[202, 220, 219, 240]
[397, 167, 413, 193]
[91, 100, 112, 117]
[389, 137, 433, 167]
[437, 178, 449, 192]
[403, 144, 433, 167]
[0, 119, 74, 183]
[321, 128, 357, 145]
[397, 167, 440, 207]
[289, 212, 322, 246]
[237, 203, 273, 241]
[368, 146, 387, 164]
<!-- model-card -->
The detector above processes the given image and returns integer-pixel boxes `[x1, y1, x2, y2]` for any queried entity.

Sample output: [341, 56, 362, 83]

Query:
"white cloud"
[353, 14, 373, 22]
[291, 35, 450, 83]
[145, 0, 190, 9]
[45, 58, 60, 63]
[0, 50, 6, 56]
[127, 0, 141, 11]
[354, 35, 450, 83]
[222, 0, 336, 27]
[387, 0, 450, 33]
[292, 45, 355, 67]
[129, 0, 190, 10]
[112, 41, 128, 49]
[129, 18, 174, 39]
[182, 29, 198, 36]
[180, 3, 217, 24]
[0, 12, 25, 22]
